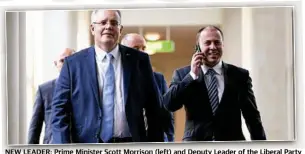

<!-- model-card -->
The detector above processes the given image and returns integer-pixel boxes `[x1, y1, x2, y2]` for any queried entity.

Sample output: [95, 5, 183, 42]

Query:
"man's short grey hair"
[90, 9, 122, 24]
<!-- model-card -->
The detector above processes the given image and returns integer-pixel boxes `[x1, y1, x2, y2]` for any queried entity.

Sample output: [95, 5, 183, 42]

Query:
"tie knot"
[106, 53, 113, 61]
[206, 68, 216, 76]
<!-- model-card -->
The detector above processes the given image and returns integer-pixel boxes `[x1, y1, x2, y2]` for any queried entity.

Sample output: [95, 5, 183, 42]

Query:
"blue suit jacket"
[51, 45, 164, 143]
[28, 79, 56, 144]
[153, 72, 175, 142]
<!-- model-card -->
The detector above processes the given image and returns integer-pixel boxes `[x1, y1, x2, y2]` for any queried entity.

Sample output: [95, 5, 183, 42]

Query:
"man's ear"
[90, 24, 95, 35]
[119, 25, 124, 33]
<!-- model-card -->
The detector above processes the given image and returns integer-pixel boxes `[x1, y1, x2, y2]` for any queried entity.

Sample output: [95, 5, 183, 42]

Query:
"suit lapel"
[197, 69, 207, 92]
[85, 47, 100, 105]
[217, 62, 231, 111]
[120, 45, 132, 106]
[51, 79, 56, 92]
[51, 79, 57, 100]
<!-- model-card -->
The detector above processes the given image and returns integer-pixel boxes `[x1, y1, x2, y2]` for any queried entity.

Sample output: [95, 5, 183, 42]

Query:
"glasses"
[92, 20, 120, 27]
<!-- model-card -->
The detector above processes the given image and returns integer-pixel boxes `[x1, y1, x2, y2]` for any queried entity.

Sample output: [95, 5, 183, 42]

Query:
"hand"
[191, 52, 204, 76]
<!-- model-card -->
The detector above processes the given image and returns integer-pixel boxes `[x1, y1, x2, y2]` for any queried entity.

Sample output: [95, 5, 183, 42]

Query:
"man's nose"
[209, 42, 217, 49]
[104, 22, 114, 30]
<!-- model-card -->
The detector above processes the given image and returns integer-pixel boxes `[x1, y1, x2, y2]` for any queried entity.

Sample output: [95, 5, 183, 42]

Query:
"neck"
[96, 42, 117, 52]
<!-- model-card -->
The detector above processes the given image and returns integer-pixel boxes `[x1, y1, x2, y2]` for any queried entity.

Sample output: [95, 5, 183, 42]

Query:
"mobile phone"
[195, 44, 203, 66]
[195, 44, 201, 53]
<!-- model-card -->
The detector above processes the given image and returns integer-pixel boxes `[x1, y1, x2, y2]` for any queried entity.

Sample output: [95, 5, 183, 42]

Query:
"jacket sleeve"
[27, 87, 44, 144]
[240, 71, 267, 140]
[51, 58, 72, 144]
[160, 75, 175, 142]
[142, 56, 164, 142]
[163, 69, 195, 112]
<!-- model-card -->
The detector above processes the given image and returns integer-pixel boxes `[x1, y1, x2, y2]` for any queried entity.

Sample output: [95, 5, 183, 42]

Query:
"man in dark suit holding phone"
[163, 26, 266, 141]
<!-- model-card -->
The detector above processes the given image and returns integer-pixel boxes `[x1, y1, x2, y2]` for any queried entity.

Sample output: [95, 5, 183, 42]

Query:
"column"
[23, 10, 79, 144]
[0, 8, 7, 146]
[6, 12, 27, 144]
[222, 8, 242, 67]
[241, 7, 294, 140]
[222, 8, 251, 140]
[76, 11, 91, 51]
[37, 10, 78, 85]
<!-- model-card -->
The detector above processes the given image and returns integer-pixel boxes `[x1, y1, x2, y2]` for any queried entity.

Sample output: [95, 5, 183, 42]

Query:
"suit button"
[95, 134, 99, 138]
[98, 116, 102, 120]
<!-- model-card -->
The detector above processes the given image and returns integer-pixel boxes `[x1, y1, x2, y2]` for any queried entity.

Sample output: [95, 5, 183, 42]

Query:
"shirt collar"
[95, 44, 119, 61]
[202, 60, 223, 75]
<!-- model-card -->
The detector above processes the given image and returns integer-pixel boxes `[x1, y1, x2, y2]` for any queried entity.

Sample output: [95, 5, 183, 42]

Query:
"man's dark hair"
[196, 25, 224, 44]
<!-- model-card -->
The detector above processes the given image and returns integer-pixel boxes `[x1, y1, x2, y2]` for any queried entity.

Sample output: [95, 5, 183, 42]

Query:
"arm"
[163, 70, 195, 112]
[240, 71, 267, 140]
[142, 56, 164, 142]
[27, 87, 44, 144]
[160, 75, 175, 142]
[51, 58, 72, 144]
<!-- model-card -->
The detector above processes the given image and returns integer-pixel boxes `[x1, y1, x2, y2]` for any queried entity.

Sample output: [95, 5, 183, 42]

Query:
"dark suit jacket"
[163, 62, 266, 141]
[28, 79, 56, 144]
[51, 45, 164, 143]
[153, 72, 175, 142]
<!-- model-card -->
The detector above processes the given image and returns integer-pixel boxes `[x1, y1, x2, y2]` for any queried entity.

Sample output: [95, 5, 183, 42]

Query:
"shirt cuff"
[189, 71, 199, 80]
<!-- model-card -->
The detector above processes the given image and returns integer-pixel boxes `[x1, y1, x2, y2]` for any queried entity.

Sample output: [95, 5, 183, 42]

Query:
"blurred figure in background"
[27, 48, 75, 144]
[121, 33, 175, 142]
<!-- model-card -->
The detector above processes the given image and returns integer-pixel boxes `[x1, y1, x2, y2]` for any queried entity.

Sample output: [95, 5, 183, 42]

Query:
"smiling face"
[198, 26, 224, 67]
[90, 10, 123, 51]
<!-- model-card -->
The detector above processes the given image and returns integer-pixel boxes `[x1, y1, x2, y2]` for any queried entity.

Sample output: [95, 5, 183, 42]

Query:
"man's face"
[198, 28, 223, 67]
[54, 49, 74, 72]
[90, 10, 123, 48]
[127, 35, 147, 52]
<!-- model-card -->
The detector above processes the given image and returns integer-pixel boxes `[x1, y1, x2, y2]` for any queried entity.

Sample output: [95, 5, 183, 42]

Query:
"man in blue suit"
[27, 48, 74, 144]
[121, 33, 175, 142]
[51, 10, 164, 143]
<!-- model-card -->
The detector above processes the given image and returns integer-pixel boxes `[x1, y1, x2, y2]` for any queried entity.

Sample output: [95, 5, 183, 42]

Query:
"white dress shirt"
[95, 45, 131, 138]
[190, 61, 225, 102]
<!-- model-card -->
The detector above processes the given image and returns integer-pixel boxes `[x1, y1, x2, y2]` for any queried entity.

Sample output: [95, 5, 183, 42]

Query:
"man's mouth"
[102, 33, 113, 36]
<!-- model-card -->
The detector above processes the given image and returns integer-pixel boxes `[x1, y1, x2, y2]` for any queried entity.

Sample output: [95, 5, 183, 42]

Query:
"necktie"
[206, 68, 219, 114]
[100, 53, 115, 142]
[206, 68, 219, 141]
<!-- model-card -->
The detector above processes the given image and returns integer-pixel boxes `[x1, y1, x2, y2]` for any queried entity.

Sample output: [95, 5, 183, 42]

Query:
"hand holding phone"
[191, 44, 204, 76]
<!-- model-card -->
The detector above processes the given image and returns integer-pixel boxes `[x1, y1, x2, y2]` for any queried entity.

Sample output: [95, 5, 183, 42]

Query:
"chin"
[102, 39, 115, 44]
[207, 59, 219, 65]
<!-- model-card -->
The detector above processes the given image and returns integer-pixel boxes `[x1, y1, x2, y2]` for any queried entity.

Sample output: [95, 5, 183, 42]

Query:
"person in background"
[163, 26, 266, 141]
[121, 33, 175, 142]
[51, 10, 164, 143]
[27, 48, 75, 144]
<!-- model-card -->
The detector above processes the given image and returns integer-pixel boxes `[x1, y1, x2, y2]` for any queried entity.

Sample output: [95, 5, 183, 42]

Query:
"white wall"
[121, 8, 223, 26]
[26, 10, 79, 86]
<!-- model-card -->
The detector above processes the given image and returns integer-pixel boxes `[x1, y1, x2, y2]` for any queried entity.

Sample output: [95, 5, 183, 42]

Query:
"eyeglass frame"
[92, 19, 121, 27]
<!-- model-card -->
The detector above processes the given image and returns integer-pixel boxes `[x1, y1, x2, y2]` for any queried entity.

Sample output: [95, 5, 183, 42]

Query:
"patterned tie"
[206, 68, 219, 114]
[206, 68, 219, 141]
[100, 53, 115, 142]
